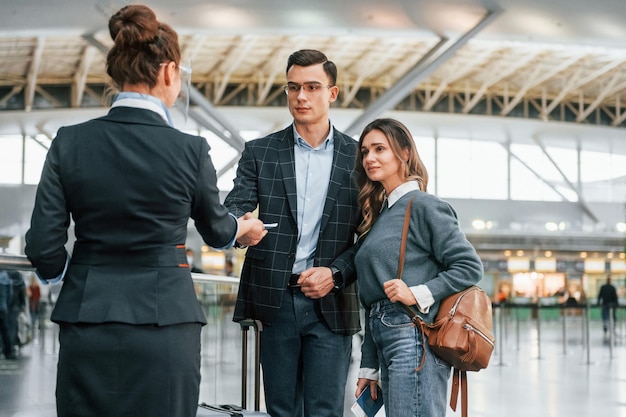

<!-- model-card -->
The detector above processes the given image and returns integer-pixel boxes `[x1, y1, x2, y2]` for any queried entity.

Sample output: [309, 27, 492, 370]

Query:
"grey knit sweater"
[355, 190, 483, 323]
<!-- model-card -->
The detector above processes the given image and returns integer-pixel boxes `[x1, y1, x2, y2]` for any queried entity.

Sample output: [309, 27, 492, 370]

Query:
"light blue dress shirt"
[292, 124, 334, 274]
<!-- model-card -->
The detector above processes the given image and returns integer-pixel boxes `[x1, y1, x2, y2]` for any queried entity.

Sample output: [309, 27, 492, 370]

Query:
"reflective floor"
[1, 303, 625, 417]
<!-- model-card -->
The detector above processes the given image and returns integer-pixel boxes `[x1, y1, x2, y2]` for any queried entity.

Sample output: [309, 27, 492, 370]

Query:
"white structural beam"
[72, 46, 96, 107]
[188, 86, 246, 152]
[181, 34, 208, 64]
[81, 33, 109, 54]
[505, 145, 571, 202]
[24, 37, 45, 112]
[345, 7, 502, 136]
[257, 36, 307, 106]
[577, 72, 626, 122]
[34, 86, 63, 107]
[214, 36, 258, 103]
[461, 51, 539, 114]
[612, 95, 626, 126]
[0, 85, 24, 107]
[500, 55, 582, 116]
[540, 59, 625, 119]
[532, 134, 598, 223]
[341, 41, 404, 108]
[422, 48, 494, 111]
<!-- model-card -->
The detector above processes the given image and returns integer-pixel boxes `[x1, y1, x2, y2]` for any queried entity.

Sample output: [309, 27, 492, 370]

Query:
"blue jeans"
[369, 300, 450, 417]
[260, 287, 352, 417]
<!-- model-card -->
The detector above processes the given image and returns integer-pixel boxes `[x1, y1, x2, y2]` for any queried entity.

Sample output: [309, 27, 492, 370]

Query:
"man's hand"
[298, 266, 335, 299]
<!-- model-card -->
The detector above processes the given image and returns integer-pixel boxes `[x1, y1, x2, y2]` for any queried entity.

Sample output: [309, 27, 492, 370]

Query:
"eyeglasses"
[178, 61, 192, 122]
[159, 62, 191, 74]
[284, 82, 333, 95]
[179, 64, 191, 77]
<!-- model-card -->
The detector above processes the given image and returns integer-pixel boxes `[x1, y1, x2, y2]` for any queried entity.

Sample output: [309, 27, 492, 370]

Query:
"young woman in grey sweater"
[353, 118, 483, 417]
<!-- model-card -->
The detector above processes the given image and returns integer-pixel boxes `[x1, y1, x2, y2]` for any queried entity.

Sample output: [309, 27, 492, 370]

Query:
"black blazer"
[25, 107, 236, 326]
[224, 126, 361, 335]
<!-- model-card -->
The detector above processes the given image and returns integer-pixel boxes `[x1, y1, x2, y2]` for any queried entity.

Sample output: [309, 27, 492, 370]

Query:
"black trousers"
[56, 321, 202, 417]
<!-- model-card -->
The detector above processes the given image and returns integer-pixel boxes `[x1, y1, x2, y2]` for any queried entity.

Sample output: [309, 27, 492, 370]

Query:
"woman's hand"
[383, 279, 418, 306]
[355, 378, 379, 400]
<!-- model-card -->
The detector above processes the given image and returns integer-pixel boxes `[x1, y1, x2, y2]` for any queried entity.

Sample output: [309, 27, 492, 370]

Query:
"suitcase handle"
[239, 319, 263, 411]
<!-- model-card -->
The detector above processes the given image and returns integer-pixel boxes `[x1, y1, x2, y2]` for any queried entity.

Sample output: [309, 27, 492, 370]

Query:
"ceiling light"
[472, 219, 486, 230]
[545, 222, 558, 232]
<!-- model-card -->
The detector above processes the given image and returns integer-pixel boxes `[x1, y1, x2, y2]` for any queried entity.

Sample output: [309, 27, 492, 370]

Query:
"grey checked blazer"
[224, 125, 362, 335]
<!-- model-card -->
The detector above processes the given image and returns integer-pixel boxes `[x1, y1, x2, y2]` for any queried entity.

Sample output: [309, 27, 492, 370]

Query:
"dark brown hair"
[106, 5, 181, 90]
[286, 49, 337, 85]
[355, 118, 429, 236]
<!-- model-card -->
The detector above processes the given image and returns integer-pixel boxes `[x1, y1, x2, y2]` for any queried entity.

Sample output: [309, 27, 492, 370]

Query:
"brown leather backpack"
[398, 198, 495, 417]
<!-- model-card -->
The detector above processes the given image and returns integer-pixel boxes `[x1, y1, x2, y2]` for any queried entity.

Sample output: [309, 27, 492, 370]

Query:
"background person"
[224, 258, 236, 277]
[353, 118, 483, 417]
[224, 49, 362, 417]
[24, 5, 265, 417]
[186, 248, 204, 273]
[7, 271, 26, 350]
[27, 275, 41, 340]
[0, 270, 17, 359]
[597, 276, 618, 336]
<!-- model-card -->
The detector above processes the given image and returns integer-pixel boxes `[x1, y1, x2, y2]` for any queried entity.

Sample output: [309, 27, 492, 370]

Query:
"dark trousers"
[0, 310, 14, 357]
[260, 288, 352, 417]
[601, 304, 617, 331]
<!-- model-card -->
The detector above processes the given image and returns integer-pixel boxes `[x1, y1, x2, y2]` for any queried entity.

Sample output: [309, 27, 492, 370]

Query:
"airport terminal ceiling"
[2, 0, 626, 256]
[2, 0, 626, 133]
[2, 1, 626, 153]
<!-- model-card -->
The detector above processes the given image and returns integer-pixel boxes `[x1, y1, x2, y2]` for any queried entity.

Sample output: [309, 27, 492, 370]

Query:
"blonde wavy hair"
[355, 118, 429, 237]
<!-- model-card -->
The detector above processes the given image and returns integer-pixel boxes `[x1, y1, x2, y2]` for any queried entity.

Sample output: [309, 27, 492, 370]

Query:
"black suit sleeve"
[25, 132, 70, 279]
[190, 139, 237, 248]
[224, 140, 260, 217]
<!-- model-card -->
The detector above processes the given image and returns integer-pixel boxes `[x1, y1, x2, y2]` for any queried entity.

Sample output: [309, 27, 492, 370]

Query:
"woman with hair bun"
[25, 5, 266, 417]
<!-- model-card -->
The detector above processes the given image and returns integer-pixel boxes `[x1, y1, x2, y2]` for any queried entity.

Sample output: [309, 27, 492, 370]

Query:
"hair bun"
[108, 5, 160, 48]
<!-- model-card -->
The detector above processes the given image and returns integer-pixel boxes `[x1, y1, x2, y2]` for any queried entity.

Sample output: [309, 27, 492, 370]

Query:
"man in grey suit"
[225, 49, 361, 417]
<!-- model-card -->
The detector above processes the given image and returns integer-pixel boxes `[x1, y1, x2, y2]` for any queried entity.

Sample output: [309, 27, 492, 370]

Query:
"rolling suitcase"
[197, 319, 270, 417]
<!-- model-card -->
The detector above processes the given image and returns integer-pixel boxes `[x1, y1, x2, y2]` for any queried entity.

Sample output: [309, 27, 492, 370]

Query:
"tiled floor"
[1, 304, 625, 417]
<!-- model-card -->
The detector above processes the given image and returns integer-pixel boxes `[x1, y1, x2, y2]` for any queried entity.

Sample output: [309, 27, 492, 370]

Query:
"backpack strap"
[397, 199, 426, 372]
[396, 197, 412, 281]
[450, 369, 469, 417]
[397, 198, 470, 417]
[396, 198, 429, 372]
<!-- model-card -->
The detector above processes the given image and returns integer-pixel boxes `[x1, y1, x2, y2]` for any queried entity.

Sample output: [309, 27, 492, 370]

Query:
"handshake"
[235, 212, 273, 247]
